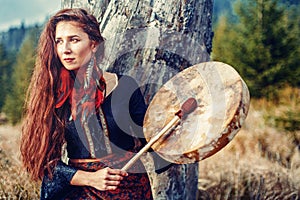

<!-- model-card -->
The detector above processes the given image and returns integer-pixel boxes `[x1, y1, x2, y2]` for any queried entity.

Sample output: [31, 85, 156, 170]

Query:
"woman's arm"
[41, 161, 128, 199]
[70, 167, 128, 191]
[41, 161, 77, 200]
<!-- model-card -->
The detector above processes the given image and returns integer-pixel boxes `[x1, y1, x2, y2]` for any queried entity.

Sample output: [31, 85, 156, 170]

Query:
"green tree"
[212, 0, 300, 99]
[3, 28, 39, 124]
[0, 43, 15, 112]
[213, 0, 237, 25]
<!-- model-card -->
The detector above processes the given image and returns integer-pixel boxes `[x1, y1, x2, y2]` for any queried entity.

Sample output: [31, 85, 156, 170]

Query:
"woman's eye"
[55, 39, 63, 44]
[71, 38, 79, 43]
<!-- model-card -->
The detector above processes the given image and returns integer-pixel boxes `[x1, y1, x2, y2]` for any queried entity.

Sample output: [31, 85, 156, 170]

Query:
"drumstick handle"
[121, 98, 197, 171]
[121, 116, 180, 171]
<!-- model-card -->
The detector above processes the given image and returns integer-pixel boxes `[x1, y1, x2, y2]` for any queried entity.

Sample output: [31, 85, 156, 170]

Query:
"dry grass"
[0, 88, 299, 199]
[198, 87, 300, 199]
[0, 125, 40, 199]
[0, 150, 40, 199]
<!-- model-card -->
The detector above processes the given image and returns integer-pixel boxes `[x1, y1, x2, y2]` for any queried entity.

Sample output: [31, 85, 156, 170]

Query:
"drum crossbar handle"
[121, 98, 197, 171]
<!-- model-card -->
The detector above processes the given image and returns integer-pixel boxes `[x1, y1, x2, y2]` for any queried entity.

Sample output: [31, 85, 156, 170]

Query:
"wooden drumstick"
[121, 97, 197, 171]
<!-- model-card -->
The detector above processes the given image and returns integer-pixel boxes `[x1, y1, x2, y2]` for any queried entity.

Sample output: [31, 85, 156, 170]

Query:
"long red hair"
[20, 8, 104, 181]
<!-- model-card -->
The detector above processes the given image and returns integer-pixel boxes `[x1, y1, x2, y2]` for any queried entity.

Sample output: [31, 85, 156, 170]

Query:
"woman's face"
[55, 21, 98, 71]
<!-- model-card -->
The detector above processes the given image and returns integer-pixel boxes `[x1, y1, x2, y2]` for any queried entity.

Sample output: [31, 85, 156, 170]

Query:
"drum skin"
[143, 61, 250, 164]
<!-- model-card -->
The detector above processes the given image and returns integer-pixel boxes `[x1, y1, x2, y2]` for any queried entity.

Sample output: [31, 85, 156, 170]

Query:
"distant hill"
[212, 0, 299, 24]
[0, 0, 298, 52]
[213, 0, 235, 23]
[0, 23, 41, 52]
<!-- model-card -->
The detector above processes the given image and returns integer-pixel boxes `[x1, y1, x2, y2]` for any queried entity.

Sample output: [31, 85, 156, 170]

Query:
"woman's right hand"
[70, 167, 128, 191]
[90, 167, 128, 191]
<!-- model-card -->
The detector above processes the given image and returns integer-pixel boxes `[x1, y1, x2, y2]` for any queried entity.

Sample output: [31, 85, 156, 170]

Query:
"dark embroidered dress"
[40, 73, 153, 200]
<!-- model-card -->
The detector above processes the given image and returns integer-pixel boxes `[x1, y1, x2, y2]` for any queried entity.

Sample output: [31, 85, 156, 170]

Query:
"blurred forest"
[212, 0, 299, 131]
[0, 0, 298, 125]
[0, 0, 299, 199]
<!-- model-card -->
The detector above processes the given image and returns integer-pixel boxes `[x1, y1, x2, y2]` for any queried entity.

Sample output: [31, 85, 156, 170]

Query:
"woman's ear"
[91, 41, 99, 53]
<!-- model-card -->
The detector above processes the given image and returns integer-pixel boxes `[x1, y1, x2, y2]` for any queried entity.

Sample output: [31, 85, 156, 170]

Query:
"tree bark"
[62, 0, 213, 199]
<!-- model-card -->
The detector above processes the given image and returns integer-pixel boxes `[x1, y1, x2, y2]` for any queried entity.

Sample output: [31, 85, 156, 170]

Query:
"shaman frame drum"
[143, 61, 250, 164]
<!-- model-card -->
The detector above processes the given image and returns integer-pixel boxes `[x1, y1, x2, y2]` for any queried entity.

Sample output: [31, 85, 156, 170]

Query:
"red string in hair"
[55, 67, 105, 120]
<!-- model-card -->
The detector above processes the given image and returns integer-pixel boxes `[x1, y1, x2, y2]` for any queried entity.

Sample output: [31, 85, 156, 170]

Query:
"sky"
[0, 0, 61, 31]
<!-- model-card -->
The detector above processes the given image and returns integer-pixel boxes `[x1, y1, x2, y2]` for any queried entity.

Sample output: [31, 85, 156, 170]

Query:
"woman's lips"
[64, 58, 75, 63]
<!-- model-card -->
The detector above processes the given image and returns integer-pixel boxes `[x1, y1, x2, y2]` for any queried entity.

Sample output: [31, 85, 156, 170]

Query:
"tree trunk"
[62, 0, 213, 199]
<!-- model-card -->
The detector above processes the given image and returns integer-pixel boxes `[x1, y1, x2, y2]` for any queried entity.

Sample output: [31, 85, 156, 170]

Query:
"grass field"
[198, 87, 300, 199]
[198, 105, 300, 199]
[0, 88, 299, 199]
[0, 125, 39, 199]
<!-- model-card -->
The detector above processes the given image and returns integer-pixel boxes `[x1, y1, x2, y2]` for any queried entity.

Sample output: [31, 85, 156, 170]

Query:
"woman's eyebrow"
[55, 35, 81, 39]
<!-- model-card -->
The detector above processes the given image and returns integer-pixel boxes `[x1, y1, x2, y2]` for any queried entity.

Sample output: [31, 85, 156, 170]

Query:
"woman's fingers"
[105, 168, 128, 182]
[107, 168, 128, 177]
[105, 180, 120, 186]
[107, 174, 123, 181]
[91, 167, 128, 191]
[105, 185, 118, 191]
[102, 172, 124, 191]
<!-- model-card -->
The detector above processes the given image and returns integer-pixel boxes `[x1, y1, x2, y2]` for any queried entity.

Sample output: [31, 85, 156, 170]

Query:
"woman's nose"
[62, 42, 71, 54]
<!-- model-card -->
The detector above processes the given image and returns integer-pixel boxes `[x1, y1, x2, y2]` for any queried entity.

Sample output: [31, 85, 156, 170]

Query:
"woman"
[20, 8, 153, 199]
